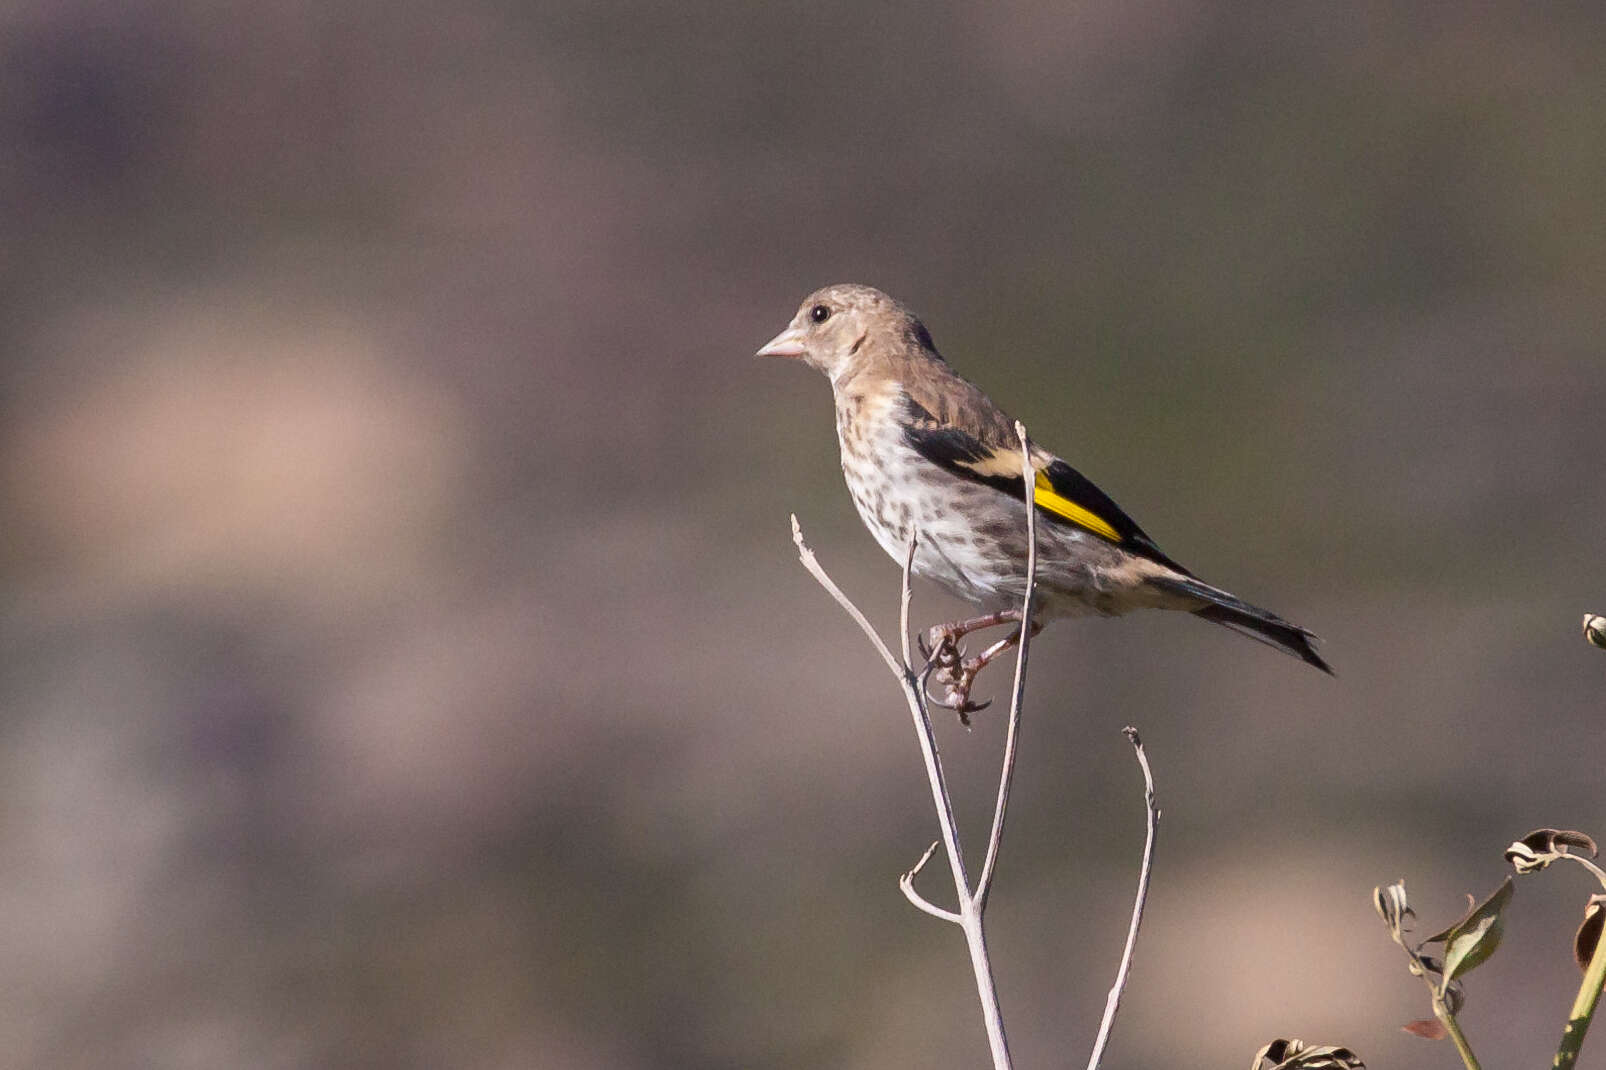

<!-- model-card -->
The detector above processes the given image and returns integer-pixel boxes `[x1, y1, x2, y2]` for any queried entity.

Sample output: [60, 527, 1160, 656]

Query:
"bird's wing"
[898, 392, 1186, 571]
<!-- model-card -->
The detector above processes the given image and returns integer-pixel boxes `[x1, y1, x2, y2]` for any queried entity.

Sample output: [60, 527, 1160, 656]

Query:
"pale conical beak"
[755, 326, 806, 358]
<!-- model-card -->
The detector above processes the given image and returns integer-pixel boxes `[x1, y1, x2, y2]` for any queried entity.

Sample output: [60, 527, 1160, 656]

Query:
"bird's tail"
[1150, 574, 1332, 674]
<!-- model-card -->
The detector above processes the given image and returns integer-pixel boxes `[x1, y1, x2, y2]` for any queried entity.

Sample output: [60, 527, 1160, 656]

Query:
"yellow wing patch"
[1033, 470, 1121, 543]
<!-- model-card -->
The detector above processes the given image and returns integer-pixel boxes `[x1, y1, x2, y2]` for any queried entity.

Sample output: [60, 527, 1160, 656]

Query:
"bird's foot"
[931, 662, 994, 726]
[915, 630, 993, 725]
[914, 614, 1041, 726]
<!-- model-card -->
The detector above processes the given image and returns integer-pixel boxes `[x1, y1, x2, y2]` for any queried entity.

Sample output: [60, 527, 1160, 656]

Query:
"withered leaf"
[1402, 1018, 1448, 1040]
[1372, 881, 1413, 940]
[1441, 977, 1466, 1015]
[1506, 828, 1599, 874]
[1576, 894, 1606, 972]
[1251, 1038, 1365, 1070]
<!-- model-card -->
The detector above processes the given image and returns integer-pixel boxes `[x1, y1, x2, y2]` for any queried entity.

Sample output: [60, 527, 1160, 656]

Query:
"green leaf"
[1422, 894, 1475, 946]
[1439, 877, 1513, 989]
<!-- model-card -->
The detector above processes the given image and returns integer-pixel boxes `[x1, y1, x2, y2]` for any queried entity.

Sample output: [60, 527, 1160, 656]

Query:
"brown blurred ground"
[2, 2, 1604, 1067]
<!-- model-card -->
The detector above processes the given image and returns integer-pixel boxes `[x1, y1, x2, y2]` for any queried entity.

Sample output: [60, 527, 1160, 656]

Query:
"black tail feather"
[1151, 575, 1332, 674]
[1194, 603, 1332, 674]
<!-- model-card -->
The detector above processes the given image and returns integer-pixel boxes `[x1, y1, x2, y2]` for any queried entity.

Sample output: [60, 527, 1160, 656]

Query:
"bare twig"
[1086, 726, 1161, 1070]
[900, 841, 963, 923]
[900, 534, 918, 671]
[1556, 852, 1606, 891]
[790, 516, 1012, 1068]
[791, 515, 902, 679]
[977, 421, 1037, 908]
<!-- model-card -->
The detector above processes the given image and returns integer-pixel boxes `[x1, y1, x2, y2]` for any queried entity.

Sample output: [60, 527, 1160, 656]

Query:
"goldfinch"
[759, 283, 1329, 713]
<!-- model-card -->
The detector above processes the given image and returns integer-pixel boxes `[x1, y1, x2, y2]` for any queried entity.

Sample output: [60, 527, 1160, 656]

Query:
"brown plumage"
[759, 283, 1328, 709]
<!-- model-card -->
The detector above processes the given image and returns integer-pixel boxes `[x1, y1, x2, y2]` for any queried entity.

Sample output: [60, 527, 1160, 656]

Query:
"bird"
[758, 283, 1329, 716]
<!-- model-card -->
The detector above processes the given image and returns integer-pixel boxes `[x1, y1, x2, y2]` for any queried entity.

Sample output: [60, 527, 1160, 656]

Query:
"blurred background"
[2, 2, 1603, 1067]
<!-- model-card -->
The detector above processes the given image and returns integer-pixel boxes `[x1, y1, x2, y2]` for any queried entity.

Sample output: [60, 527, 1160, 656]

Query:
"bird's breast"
[834, 389, 1012, 604]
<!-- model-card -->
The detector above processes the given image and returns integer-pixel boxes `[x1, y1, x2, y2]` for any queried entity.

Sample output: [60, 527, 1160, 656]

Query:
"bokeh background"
[3, 2, 1604, 1067]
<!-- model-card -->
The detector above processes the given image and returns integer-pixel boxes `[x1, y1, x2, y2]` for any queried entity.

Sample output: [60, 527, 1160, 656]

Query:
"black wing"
[898, 394, 1187, 572]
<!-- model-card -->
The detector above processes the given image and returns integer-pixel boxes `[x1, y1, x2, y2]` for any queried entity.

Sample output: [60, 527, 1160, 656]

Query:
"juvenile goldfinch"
[760, 283, 1329, 712]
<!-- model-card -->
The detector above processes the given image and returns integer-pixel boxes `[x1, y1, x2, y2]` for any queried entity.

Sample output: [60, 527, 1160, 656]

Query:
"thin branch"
[900, 534, 918, 671]
[977, 421, 1037, 908]
[889, 544, 1014, 1067]
[900, 841, 963, 923]
[791, 514, 1012, 1068]
[791, 514, 903, 678]
[887, 538, 1010, 1067]
[1086, 726, 1161, 1070]
[1561, 853, 1606, 891]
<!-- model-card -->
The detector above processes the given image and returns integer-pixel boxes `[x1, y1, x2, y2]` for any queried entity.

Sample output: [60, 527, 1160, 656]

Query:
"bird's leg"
[916, 610, 1022, 667]
[918, 611, 1040, 724]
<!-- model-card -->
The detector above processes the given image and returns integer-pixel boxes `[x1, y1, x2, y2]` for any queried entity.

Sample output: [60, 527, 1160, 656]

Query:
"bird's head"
[756, 283, 937, 383]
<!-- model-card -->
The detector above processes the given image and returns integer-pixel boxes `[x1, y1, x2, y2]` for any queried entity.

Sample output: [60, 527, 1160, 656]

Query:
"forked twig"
[1086, 726, 1161, 1070]
[791, 419, 1163, 1070]
[900, 841, 962, 923]
[789, 422, 1043, 1070]
[791, 514, 1011, 1068]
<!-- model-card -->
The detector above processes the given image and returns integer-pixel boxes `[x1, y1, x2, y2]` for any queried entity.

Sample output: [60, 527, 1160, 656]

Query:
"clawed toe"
[924, 658, 993, 726]
[912, 612, 1032, 725]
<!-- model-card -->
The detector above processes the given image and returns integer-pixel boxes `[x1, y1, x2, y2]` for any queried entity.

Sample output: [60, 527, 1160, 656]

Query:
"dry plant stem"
[1085, 727, 1160, 1070]
[899, 535, 917, 670]
[787, 423, 1042, 1070]
[790, 515, 1012, 1069]
[900, 841, 961, 923]
[976, 421, 1037, 909]
[790, 515, 904, 678]
[904, 669, 1012, 1070]
[1556, 918, 1606, 1070]
[1567, 853, 1606, 889]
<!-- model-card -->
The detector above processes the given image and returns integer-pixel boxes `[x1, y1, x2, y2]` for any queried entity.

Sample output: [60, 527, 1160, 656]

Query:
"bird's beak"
[755, 326, 806, 359]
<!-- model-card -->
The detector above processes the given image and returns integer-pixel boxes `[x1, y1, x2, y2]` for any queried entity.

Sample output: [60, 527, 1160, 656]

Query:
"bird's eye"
[809, 304, 831, 324]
